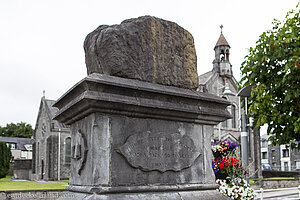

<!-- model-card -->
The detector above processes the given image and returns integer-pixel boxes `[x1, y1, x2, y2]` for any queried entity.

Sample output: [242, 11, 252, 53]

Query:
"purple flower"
[212, 163, 219, 173]
[211, 140, 239, 150]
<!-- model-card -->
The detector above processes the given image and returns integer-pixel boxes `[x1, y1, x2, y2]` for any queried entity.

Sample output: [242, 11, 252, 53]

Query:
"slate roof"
[198, 71, 214, 85]
[198, 70, 238, 94]
[44, 99, 69, 129]
[0, 136, 34, 151]
[215, 33, 230, 48]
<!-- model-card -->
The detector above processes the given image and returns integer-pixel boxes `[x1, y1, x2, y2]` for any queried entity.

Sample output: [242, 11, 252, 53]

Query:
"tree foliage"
[0, 122, 34, 138]
[240, 3, 300, 148]
[0, 142, 12, 178]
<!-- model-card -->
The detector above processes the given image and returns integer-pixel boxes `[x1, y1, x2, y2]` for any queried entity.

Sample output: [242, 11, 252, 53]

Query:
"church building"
[198, 28, 262, 179]
[31, 95, 71, 181]
[198, 28, 240, 144]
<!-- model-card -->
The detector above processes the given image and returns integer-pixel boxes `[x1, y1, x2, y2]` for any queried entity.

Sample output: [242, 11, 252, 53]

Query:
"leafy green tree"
[0, 122, 34, 138]
[0, 142, 12, 178]
[240, 3, 300, 148]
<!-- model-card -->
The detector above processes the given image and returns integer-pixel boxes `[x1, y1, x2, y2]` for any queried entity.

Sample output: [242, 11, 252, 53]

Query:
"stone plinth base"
[54, 74, 232, 200]
[58, 184, 230, 200]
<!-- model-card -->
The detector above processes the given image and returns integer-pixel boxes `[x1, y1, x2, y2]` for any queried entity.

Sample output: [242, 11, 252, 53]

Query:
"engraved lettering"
[116, 132, 201, 172]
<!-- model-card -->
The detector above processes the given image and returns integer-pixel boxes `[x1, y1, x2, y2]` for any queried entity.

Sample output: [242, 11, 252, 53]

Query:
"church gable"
[34, 98, 52, 140]
[222, 133, 239, 145]
[32, 96, 71, 181]
[34, 98, 69, 141]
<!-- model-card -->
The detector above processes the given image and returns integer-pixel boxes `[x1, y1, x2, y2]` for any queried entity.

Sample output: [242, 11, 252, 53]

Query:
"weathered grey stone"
[53, 73, 231, 126]
[59, 190, 231, 200]
[54, 78, 233, 199]
[84, 16, 198, 90]
[55, 16, 232, 200]
[110, 117, 204, 186]
[69, 114, 110, 186]
[32, 98, 71, 181]
[116, 132, 201, 172]
[53, 73, 232, 188]
[203, 125, 216, 184]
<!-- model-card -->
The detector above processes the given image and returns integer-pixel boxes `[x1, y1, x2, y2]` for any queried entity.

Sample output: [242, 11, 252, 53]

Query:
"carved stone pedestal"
[54, 74, 231, 199]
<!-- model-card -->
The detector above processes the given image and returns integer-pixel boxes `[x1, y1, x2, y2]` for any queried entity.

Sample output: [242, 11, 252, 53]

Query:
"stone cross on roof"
[215, 25, 230, 48]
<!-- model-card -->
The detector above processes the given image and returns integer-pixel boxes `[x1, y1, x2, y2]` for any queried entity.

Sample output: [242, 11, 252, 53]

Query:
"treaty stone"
[84, 16, 198, 90]
[54, 16, 231, 199]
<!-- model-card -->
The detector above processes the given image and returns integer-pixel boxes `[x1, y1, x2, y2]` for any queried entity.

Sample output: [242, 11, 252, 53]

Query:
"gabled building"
[198, 30, 240, 144]
[0, 136, 34, 180]
[0, 136, 34, 160]
[31, 96, 71, 181]
[198, 29, 262, 178]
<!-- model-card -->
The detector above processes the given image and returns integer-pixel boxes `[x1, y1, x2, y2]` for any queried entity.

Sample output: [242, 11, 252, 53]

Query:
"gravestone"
[54, 16, 231, 199]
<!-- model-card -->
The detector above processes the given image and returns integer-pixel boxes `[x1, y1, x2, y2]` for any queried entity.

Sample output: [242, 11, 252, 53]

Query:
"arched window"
[222, 97, 228, 128]
[231, 105, 236, 128]
[225, 49, 230, 61]
[65, 137, 71, 164]
[35, 142, 39, 174]
[220, 50, 225, 62]
[222, 118, 228, 128]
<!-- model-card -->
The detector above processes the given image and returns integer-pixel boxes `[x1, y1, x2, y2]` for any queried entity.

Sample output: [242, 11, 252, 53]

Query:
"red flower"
[219, 163, 224, 169]
[225, 162, 229, 166]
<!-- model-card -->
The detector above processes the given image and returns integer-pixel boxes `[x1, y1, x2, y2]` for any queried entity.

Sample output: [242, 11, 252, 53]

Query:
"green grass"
[0, 176, 68, 191]
[250, 177, 295, 184]
[264, 177, 294, 180]
[0, 176, 12, 183]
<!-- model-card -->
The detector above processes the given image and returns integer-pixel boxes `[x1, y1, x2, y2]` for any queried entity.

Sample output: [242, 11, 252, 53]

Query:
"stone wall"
[13, 159, 32, 180]
[251, 178, 300, 190]
[33, 99, 70, 181]
[262, 170, 300, 178]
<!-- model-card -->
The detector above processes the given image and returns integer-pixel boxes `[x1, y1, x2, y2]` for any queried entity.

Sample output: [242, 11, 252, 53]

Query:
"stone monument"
[54, 16, 231, 199]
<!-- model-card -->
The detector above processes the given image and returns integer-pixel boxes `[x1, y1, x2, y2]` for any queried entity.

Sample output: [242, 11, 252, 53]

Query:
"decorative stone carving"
[41, 122, 46, 138]
[72, 130, 88, 175]
[116, 132, 201, 172]
[84, 16, 198, 90]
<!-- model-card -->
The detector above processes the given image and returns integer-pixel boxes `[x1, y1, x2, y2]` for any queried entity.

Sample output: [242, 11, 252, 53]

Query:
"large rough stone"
[84, 16, 198, 90]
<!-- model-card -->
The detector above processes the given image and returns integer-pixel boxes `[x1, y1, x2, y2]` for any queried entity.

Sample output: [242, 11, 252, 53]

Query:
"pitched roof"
[215, 33, 230, 48]
[198, 71, 214, 85]
[0, 136, 34, 151]
[44, 99, 69, 129]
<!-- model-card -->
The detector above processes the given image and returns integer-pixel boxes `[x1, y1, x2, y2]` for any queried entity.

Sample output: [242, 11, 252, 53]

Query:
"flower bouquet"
[212, 140, 242, 180]
[212, 140, 256, 199]
[216, 178, 255, 200]
[212, 156, 247, 181]
[212, 140, 239, 158]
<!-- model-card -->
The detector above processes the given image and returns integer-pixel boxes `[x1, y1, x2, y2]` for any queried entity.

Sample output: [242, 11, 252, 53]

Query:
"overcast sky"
[0, 0, 298, 127]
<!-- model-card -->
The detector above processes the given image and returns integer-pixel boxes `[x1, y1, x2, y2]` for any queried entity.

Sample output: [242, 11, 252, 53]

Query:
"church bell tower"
[213, 25, 232, 77]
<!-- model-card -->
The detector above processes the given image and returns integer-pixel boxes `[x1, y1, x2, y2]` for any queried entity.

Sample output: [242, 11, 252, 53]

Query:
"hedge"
[0, 142, 12, 178]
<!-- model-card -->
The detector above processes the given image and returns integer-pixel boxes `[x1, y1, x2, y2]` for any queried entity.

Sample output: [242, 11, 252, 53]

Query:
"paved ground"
[255, 187, 300, 199]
